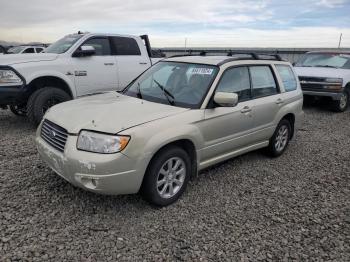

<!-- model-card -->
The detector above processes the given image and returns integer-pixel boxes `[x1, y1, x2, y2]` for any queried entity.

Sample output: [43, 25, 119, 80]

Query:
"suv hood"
[294, 66, 349, 79]
[0, 53, 58, 66]
[44, 92, 189, 134]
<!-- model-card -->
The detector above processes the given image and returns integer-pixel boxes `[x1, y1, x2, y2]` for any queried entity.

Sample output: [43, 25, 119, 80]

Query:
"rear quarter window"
[276, 65, 297, 92]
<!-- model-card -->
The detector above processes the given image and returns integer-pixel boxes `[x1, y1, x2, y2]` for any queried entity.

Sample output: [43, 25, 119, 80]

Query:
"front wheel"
[267, 119, 292, 157]
[332, 91, 349, 112]
[140, 146, 191, 206]
[27, 87, 71, 126]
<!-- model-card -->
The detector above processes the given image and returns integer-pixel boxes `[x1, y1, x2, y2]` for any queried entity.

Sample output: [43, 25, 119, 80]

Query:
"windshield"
[44, 34, 83, 54]
[123, 62, 219, 109]
[7, 46, 26, 54]
[296, 53, 350, 69]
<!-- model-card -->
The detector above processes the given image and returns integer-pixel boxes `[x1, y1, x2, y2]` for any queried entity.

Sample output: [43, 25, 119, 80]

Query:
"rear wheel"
[267, 119, 292, 157]
[9, 105, 27, 117]
[332, 90, 349, 112]
[140, 146, 191, 206]
[27, 87, 71, 126]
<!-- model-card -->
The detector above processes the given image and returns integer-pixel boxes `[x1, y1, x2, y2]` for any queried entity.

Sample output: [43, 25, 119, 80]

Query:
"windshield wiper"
[153, 79, 175, 106]
[314, 65, 338, 68]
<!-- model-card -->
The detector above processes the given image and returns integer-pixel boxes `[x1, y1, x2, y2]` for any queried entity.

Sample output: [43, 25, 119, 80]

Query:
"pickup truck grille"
[298, 76, 327, 90]
[41, 120, 68, 153]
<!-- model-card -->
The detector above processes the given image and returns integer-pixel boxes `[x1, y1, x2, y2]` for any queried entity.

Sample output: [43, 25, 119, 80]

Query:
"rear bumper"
[303, 90, 344, 100]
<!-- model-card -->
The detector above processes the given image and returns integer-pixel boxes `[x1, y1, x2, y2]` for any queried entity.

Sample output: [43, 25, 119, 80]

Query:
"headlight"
[77, 130, 130, 154]
[325, 78, 343, 84]
[0, 70, 23, 86]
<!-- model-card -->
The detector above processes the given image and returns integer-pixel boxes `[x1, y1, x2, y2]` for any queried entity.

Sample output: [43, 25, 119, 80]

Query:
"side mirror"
[292, 62, 296, 66]
[72, 45, 95, 57]
[214, 92, 239, 107]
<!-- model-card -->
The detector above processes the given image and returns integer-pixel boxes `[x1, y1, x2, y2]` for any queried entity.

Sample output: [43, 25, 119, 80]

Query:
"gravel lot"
[0, 104, 349, 261]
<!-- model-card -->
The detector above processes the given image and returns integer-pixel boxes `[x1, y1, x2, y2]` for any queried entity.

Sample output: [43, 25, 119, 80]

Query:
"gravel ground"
[0, 104, 349, 261]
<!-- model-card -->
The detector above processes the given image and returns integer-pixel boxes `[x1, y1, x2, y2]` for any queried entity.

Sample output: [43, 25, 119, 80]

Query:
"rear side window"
[111, 37, 141, 56]
[249, 66, 278, 98]
[82, 38, 111, 56]
[216, 67, 251, 102]
[36, 48, 44, 53]
[23, 48, 35, 53]
[275, 65, 297, 91]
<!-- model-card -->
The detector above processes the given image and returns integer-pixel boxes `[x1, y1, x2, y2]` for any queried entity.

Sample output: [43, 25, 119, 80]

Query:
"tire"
[27, 87, 71, 126]
[331, 90, 349, 112]
[140, 146, 191, 206]
[267, 119, 292, 157]
[9, 105, 27, 117]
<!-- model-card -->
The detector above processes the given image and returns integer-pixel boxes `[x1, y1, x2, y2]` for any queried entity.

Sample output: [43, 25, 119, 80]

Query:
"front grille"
[298, 76, 327, 90]
[41, 120, 68, 152]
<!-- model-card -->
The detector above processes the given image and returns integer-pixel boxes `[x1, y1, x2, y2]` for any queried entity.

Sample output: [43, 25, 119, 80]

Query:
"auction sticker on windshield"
[190, 68, 214, 75]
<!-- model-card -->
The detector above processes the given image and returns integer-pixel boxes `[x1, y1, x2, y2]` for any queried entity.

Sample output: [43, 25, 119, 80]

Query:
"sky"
[0, 0, 350, 47]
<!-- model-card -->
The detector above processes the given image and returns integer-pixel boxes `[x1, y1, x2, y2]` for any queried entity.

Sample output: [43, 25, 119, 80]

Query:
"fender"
[141, 124, 205, 169]
[25, 70, 77, 98]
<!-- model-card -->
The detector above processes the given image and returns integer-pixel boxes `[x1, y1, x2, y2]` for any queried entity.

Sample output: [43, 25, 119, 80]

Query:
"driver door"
[72, 37, 118, 97]
[200, 66, 255, 163]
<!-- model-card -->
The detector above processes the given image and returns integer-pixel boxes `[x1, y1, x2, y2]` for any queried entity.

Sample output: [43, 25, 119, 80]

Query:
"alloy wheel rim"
[339, 93, 348, 109]
[156, 157, 186, 199]
[275, 125, 289, 152]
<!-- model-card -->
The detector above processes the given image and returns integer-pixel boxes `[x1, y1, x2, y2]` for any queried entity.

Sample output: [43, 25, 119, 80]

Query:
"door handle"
[104, 63, 114, 66]
[241, 106, 252, 113]
[139, 62, 148, 65]
[275, 98, 284, 105]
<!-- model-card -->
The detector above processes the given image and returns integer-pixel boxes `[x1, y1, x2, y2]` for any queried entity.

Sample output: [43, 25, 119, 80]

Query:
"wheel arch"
[26, 75, 75, 99]
[280, 113, 295, 139]
[143, 138, 198, 182]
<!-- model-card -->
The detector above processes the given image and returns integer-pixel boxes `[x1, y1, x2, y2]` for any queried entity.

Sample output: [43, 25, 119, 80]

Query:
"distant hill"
[0, 40, 23, 47]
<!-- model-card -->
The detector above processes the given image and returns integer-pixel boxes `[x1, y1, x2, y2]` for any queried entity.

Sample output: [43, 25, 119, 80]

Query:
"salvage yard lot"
[0, 105, 349, 261]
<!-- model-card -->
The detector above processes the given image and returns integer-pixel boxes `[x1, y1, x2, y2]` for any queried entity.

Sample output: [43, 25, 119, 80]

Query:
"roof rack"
[168, 51, 284, 64]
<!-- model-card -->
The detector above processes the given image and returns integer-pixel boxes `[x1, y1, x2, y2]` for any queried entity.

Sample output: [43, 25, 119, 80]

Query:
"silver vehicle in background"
[36, 53, 304, 206]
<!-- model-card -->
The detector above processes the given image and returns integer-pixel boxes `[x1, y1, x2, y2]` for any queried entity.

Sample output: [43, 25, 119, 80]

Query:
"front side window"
[45, 34, 83, 54]
[36, 48, 44, 53]
[23, 48, 35, 53]
[81, 38, 111, 56]
[276, 65, 297, 92]
[111, 37, 141, 56]
[296, 53, 350, 69]
[250, 66, 278, 98]
[216, 67, 251, 102]
[123, 62, 218, 108]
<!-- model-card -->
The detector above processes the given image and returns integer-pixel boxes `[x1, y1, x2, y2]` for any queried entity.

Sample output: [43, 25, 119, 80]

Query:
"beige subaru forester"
[36, 54, 304, 206]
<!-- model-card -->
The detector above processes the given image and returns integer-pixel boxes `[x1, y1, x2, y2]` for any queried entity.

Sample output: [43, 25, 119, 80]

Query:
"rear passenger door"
[73, 37, 118, 96]
[111, 36, 151, 90]
[249, 65, 282, 142]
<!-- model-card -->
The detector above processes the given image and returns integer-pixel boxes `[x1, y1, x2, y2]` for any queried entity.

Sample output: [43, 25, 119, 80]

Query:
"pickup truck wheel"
[332, 91, 349, 112]
[9, 105, 27, 117]
[141, 146, 191, 206]
[27, 87, 71, 126]
[267, 119, 291, 157]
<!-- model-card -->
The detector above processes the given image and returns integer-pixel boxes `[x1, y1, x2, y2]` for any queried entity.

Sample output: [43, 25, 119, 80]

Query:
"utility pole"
[338, 33, 342, 48]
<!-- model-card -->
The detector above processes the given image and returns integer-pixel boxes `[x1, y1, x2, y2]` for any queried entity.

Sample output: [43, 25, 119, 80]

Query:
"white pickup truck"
[294, 51, 350, 112]
[0, 32, 163, 124]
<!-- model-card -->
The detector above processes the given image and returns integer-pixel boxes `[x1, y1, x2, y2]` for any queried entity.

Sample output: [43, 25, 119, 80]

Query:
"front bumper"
[303, 90, 344, 100]
[0, 86, 28, 106]
[0, 66, 27, 106]
[36, 132, 149, 195]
